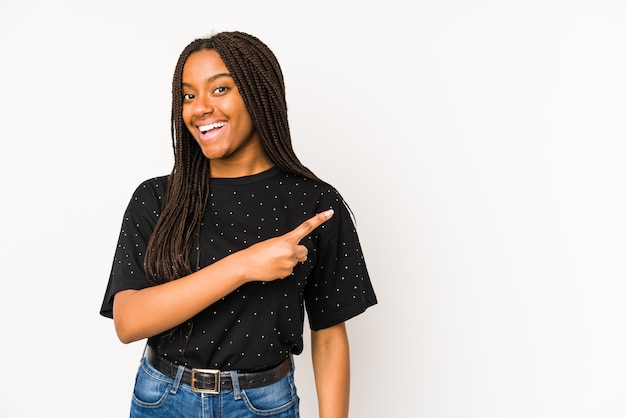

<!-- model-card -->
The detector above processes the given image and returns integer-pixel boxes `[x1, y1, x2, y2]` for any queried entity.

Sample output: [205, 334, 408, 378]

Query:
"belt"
[145, 346, 291, 394]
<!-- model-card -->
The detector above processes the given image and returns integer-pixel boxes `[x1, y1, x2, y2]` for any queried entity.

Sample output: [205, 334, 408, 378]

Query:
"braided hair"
[145, 31, 324, 286]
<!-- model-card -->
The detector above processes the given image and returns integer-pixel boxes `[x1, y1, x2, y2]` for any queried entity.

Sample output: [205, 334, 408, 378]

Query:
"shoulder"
[275, 172, 356, 228]
[276, 171, 342, 198]
[132, 175, 168, 197]
[126, 175, 169, 213]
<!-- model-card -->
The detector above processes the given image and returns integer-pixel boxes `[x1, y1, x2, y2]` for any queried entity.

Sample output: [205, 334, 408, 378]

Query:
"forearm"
[311, 323, 350, 418]
[113, 252, 247, 343]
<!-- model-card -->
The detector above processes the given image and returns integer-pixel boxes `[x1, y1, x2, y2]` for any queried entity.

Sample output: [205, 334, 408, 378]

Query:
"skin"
[312, 323, 351, 418]
[113, 48, 350, 418]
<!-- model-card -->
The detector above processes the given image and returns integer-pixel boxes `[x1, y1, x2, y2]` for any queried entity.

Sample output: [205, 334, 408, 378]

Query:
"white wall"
[1, 0, 625, 417]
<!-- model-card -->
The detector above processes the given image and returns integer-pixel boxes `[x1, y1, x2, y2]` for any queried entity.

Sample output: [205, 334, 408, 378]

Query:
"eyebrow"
[182, 73, 233, 87]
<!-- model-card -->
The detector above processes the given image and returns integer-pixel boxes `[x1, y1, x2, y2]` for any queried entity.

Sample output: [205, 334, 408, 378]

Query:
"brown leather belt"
[145, 346, 291, 394]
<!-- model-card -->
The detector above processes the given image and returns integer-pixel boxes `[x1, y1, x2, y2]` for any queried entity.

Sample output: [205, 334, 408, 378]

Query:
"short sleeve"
[99, 177, 167, 318]
[304, 199, 377, 330]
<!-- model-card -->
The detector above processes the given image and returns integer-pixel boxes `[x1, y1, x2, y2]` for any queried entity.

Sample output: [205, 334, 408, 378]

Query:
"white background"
[1, 0, 625, 417]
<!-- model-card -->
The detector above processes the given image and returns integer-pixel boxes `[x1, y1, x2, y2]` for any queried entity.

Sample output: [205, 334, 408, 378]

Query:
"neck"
[209, 156, 274, 178]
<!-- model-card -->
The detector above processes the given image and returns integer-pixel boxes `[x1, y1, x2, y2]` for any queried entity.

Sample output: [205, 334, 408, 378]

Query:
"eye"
[182, 92, 195, 102]
[213, 86, 229, 95]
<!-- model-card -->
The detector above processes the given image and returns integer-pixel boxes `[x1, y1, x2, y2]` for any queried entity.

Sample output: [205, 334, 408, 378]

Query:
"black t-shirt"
[100, 167, 377, 370]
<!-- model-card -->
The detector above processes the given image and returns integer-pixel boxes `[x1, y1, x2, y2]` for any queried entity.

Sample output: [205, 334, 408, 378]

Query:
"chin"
[200, 148, 229, 161]
[194, 142, 222, 158]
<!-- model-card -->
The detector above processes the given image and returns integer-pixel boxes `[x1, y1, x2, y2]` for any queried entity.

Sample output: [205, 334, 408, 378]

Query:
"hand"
[239, 209, 334, 282]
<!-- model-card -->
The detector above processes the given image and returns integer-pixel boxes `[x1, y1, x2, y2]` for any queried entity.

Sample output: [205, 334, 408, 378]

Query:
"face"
[181, 49, 271, 177]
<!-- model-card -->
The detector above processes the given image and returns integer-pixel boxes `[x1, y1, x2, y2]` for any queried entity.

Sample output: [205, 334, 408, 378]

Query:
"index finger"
[288, 209, 334, 242]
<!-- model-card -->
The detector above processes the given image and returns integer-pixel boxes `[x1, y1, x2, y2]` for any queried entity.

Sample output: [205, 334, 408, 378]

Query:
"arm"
[113, 209, 334, 343]
[311, 322, 350, 418]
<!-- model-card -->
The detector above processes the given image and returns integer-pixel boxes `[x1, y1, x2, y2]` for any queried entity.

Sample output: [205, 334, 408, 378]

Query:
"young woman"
[100, 31, 377, 418]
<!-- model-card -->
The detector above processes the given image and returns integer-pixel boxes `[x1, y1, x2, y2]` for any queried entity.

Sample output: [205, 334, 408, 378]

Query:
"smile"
[199, 121, 227, 133]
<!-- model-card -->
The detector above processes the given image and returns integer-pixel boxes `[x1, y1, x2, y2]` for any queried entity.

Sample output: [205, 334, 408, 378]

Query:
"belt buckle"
[191, 368, 221, 394]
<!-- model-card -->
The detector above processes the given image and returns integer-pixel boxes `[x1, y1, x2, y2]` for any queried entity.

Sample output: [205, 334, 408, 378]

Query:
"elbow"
[118, 336, 134, 345]
[112, 289, 143, 344]
[116, 332, 136, 345]
[114, 317, 141, 344]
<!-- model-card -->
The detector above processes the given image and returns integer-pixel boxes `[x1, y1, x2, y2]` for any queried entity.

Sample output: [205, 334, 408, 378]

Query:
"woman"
[100, 31, 377, 417]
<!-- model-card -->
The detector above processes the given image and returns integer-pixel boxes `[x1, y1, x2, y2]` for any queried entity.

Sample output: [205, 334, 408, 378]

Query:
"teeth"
[199, 122, 226, 133]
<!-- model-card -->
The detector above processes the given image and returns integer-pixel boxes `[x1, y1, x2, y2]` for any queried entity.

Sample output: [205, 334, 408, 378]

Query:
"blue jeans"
[130, 356, 300, 417]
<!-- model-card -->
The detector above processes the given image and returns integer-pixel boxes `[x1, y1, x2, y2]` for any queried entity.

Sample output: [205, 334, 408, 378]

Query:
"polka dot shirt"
[100, 167, 377, 371]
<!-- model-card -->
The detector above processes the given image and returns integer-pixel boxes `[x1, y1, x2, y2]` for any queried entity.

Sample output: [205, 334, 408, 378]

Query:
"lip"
[196, 120, 227, 142]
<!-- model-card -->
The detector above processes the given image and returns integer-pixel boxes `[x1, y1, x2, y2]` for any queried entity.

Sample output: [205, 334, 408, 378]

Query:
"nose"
[191, 93, 214, 116]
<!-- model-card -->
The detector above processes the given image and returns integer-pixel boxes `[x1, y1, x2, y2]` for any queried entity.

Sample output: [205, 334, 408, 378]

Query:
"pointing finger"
[288, 209, 334, 242]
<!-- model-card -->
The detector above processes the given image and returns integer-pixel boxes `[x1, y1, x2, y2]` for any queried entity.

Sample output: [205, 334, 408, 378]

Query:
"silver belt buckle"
[191, 368, 221, 394]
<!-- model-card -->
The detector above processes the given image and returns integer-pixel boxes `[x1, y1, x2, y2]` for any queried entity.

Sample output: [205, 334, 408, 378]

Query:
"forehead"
[182, 49, 229, 81]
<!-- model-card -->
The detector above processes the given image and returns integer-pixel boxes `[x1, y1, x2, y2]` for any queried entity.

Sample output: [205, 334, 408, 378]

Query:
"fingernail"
[323, 209, 334, 218]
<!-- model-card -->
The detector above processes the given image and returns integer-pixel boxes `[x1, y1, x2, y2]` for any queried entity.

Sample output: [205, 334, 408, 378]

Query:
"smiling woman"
[99, 31, 377, 418]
